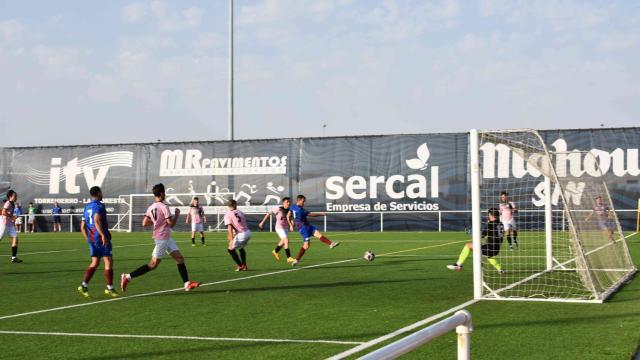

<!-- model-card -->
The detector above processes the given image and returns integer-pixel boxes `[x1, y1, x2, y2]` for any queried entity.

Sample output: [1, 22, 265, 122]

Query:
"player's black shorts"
[481, 244, 500, 258]
[53, 215, 62, 223]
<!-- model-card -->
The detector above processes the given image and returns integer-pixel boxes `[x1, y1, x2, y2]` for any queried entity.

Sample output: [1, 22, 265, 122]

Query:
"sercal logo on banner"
[26, 151, 134, 194]
[480, 138, 640, 206]
[325, 143, 440, 212]
[159, 149, 287, 176]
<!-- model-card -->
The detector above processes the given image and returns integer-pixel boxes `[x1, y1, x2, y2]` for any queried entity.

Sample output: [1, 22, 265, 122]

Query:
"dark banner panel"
[144, 139, 300, 212]
[298, 133, 468, 212]
[5, 145, 145, 214]
[0, 128, 637, 231]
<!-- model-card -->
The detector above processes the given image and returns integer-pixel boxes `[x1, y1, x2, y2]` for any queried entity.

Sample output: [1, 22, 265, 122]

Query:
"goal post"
[470, 129, 636, 303]
[113, 192, 237, 233]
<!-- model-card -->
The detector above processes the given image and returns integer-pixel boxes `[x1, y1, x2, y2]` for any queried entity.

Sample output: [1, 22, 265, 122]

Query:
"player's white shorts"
[232, 231, 251, 250]
[15, 217, 22, 225]
[152, 238, 180, 259]
[0, 224, 17, 240]
[275, 227, 289, 239]
[502, 219, 517, 230]
[191, 222, 204, 232]
[29, 215, 35, 223]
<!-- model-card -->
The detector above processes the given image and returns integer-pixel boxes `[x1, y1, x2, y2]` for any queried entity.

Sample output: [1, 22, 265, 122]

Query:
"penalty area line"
[0, 239, 464, 322]
[0, 330, 363, 345]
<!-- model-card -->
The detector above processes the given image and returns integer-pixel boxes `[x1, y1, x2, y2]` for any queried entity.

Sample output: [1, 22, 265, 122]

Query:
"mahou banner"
[0, 127, 638, 230]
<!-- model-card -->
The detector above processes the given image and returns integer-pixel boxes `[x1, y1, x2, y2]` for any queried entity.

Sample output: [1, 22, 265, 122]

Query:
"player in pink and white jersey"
[259, 197, 295, 264]
[585, 196, 615, 241]
[120, 183, 200, 292]
[185, 197, 206, 246]
[224, 199, 251, 271]
[0, 190, 22, 263]
[499, 191, 518, 249]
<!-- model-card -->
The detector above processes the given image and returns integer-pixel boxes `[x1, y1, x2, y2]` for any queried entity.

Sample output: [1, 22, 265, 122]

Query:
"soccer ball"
[363, 250, 375, 262]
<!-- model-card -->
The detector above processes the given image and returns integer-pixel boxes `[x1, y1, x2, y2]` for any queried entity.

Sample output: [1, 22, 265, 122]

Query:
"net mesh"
[477, 129, 635, 301]
[115, 192, 237, 232]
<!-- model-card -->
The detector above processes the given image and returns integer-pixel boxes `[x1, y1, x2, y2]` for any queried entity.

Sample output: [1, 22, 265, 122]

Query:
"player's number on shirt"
[87, 209, 93, 225]
[151, 208, 158, 221]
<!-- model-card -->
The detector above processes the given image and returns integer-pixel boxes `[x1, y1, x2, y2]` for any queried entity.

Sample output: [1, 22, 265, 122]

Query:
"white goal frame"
[113, 192, 237, 233]
[469, 128, 636, 303]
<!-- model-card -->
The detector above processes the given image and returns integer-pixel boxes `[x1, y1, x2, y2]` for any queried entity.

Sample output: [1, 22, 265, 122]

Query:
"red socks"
[83, 267, 97, 283]
[104, 269, 113, 286]
[296, 248, 306, 260]
[319, 236, 332, 246]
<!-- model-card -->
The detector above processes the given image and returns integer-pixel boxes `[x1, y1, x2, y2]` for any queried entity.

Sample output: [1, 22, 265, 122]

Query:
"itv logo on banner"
[25, 151, 134, 194]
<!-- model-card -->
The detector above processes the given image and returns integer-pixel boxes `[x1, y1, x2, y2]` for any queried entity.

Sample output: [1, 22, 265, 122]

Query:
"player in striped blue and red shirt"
[78, 186, 117, 298]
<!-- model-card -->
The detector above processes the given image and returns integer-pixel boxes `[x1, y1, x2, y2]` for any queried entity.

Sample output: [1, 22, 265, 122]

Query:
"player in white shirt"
[259, 197, 295, 264]
[120, 183, 201, 292]
[186, 197, 207, 246]
[499, 191, 518, 249]
[224, 199, 251, 271]
[1, 190, 22, 263]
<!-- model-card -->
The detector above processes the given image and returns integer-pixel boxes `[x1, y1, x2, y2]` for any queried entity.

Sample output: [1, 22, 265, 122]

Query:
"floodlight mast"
[228, 0, 234, 141]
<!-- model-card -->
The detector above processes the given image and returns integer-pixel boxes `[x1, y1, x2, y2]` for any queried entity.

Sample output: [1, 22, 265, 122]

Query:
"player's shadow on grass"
[158, 278, 428, 297]
[480, 311, 640, 330]
[314, 257, 440, 270]
[82, 341, 276, 360]
[2, 269, 77, 275]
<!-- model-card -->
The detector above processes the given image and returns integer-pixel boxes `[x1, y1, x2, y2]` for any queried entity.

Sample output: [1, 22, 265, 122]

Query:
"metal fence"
[8, 208, 637, 233]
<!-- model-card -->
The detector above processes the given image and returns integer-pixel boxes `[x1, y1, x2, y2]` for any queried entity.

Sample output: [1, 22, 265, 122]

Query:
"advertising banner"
[1, 127, 637, 231]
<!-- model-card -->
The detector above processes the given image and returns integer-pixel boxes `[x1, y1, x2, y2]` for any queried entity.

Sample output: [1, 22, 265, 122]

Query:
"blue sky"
[1, 0, 639, 147]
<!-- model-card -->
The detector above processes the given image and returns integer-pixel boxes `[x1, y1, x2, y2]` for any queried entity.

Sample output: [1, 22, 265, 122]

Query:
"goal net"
[470, 129, 636, 303]
[112, 192, 241, 233]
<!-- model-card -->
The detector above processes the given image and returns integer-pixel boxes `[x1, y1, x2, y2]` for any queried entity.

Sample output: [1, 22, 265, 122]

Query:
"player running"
[120, 183, 201, 292]
[77, 186, 117, 298]
[52, 201, 63, 232]
[499, 191, 518, 249]
[186, 197, 206, 246]
[585, 196, 615, 241]
[288, 195, 340, 266]
[0, 190, 23, 263]
[259, 197, 295, 264]
[447, 208, 505, 274]
[224, 199, 251, 271]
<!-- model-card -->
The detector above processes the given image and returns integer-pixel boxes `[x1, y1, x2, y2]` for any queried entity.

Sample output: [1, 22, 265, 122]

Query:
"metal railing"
[8, 213, 126, 233]
[359, 310, 473, 360]
[12, 208, 636, 233]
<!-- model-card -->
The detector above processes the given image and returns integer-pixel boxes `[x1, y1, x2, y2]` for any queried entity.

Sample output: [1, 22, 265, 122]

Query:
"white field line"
[0, 240, 466, 322]
[0, 236, 443, 257]
[326, 298, 480, 360]
[0, 330, 363, 345]
[378, 254, 458, 258]
[0, 242, 159, 257]
[327, 231, 640, 359]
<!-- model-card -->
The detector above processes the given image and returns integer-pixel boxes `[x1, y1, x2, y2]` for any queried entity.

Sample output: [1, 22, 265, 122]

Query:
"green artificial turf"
[0, 231, 637, 359]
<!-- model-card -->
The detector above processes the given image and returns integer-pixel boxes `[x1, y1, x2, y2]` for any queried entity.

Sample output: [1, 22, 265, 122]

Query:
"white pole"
[438, 211, 442, 232]
[227, 0, 234, 141]
[380, 212, 383, 232]
[545, 175, 553, 270]
[456, 317, 472, 360]
[469, 129, 483, 299]
[128, 194, 133, 233]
